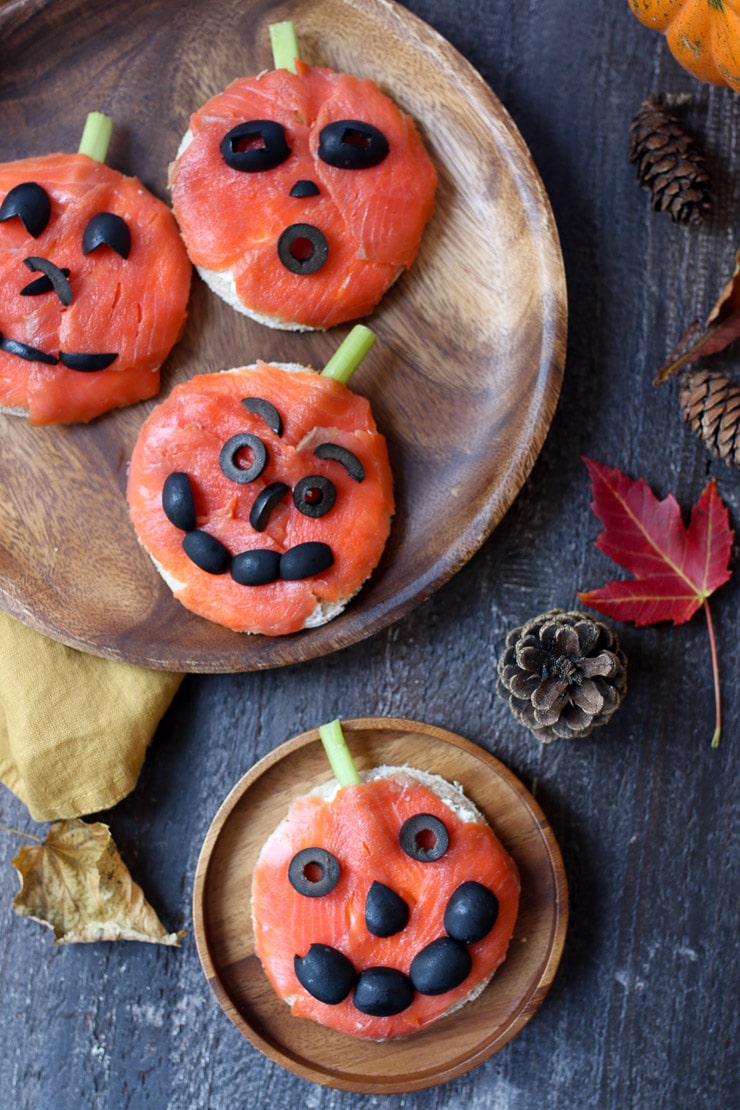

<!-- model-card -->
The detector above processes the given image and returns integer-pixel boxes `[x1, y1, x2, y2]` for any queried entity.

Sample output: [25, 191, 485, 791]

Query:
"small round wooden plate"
[0, 0, 566, 672]
[193, 718, 568, 1093]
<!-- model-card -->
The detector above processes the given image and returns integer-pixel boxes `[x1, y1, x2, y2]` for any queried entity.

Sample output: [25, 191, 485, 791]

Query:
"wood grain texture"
[0, 0, 565, 672]
[0, 2, 738, 1109]
[192, 719, 567, 1092]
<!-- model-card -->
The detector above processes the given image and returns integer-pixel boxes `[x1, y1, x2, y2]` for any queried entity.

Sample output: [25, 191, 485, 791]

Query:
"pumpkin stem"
[78, 112, 113, 163]
[321, 325, 377, 384]
[270, 21, 300, 74]
[318, 719, 361, 786]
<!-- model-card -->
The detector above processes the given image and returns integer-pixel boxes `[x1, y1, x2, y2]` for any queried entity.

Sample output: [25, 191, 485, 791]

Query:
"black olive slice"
[293, 474, 336, 517]
[162, 472, 196, 532]
[23, 257, 73, 306]
[241, 396, 282, 436]
[220, 120, 291, 172]
[443, 881, 499, 945]
[409, 937, 472, 996]
[0, 334, 57, 365]
[318, 120, 389, 170]
[230, 548, 280, 586]
[182, 529, 231, 575]
[399, 814, 449, 862]
[313, 442, 365, 482]
[82, 212, 132, 259]
[279, 541, 334, 581]
[249, 481, 289, 531]
[0, 181, 51, 237]
[294, 944, 356, 1005]
[289, 179, 320, 198]
[353, 967, 415, 1017]
[364, 881, 410, 938]
[288, 847, 341, 897]
[58, 351, 118, 371]
[20, 268, 71, 298]
[219, 432, 267, 483]
[277, 223, 328, 275]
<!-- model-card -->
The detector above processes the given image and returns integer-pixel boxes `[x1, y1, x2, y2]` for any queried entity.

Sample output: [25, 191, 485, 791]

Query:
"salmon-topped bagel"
[251, 723, 520, 1040]
[169, 24, 436, 331]
[127, 332, 393, 635]
[0, 115, 191, 425]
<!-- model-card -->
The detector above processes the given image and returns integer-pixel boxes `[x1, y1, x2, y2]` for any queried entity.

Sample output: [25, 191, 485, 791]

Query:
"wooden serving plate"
[0, 0, 566, 671]
[193, 719, 568, 1092]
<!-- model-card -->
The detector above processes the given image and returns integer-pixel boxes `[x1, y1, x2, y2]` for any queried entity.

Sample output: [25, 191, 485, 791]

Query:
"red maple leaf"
[577, 458, 734, 745]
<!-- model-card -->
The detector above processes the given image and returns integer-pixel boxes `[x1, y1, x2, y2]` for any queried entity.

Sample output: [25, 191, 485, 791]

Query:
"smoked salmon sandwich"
[251, 721, 521, 1040]
[169, 22, 436, 332]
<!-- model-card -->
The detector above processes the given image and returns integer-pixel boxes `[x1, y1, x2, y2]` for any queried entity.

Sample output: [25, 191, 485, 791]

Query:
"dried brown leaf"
[655, 248, 740, 384]
[12, 818, 186, 945]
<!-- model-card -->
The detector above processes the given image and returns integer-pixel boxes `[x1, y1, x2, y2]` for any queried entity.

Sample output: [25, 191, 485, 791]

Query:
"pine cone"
[496, 609, 627, 743]
[629, 96, 712, 225]
[679, 368, 740, 467]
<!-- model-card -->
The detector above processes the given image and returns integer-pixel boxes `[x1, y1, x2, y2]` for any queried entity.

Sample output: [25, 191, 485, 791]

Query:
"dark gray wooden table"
[1, 2, 738, 1107]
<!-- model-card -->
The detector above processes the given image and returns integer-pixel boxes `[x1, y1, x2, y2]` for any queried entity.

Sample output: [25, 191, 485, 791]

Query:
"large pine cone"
[497, 609, 627, 743]
[629, 96, 712, 225]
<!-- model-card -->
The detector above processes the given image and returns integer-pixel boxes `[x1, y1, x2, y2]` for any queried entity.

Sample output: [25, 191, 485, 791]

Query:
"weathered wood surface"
[0, 1, 738, 1108]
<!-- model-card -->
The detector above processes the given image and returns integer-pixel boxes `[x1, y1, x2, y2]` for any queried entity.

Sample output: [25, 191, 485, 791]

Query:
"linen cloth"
[0, 611, 182, 821]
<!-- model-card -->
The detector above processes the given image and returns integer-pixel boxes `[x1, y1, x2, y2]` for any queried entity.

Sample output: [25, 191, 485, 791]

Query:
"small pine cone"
[496, 609, 627, 743]
[679, 368, 740, 467]
[629, 96, 712, 225]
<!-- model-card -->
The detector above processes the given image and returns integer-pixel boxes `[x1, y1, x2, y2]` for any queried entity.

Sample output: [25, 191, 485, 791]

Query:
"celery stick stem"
[78, 112, 113, 163]
[318, 720, 361, 786]
[321, 325, 377, 384]
[270, 21, 300, 73]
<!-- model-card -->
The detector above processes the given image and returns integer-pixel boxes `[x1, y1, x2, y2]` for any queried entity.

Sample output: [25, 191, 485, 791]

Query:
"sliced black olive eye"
[83, 212, 131, 259]
[288, 847, 340, 897]
[219, 432, 267, 483]
[399, 814, 450, 862]
[318, 120, 389, 169]
[293, 474, 336, 517]
[220, 120, 291, 172]
[0, 181, 51, 238]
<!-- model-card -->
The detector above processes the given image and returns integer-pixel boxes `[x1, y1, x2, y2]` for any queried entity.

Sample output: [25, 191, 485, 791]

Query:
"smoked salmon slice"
[169, 58, 437, 330]
[0, 152, 190, 425]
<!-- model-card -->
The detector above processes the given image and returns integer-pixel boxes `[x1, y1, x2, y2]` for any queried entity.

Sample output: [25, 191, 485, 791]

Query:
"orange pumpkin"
[629, 0, 740, 92]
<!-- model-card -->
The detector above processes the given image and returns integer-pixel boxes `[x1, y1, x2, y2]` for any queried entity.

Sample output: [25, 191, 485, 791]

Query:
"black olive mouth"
[0, 331, 118, 372]
[277, 222, 329, 275]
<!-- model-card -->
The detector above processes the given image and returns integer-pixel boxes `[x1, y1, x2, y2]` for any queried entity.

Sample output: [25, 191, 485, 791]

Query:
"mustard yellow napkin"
[0, 611, 182, 822]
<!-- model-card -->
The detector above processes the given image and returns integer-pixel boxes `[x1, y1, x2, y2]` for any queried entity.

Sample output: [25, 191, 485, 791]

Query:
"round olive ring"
[293, 474, 336, 518]
[288, 847, 341, 897]
[399, 814, 450, 862]
[219, 433, 267, 484]
[277, 223, 329, 275]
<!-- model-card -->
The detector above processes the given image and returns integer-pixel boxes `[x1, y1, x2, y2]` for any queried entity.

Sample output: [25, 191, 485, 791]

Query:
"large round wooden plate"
[193, 719, 568, 1092]
[0, 0, 566, 671]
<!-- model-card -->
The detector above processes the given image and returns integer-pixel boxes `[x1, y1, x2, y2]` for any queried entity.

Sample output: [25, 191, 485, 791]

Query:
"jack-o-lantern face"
[126, 362, 394, 636]
[0, 153, 190, 424]
[169, 60, 437, 330]
[251, 771, 521, 1039]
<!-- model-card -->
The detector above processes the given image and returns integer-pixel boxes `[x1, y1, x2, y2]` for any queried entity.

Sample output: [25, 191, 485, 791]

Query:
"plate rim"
[192, 717, 569, 1092]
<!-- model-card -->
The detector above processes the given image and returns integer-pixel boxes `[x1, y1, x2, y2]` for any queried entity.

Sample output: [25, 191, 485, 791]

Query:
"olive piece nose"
[289, 179, 320, 198]
[20, 256, 72, 305]
[364, 880, 410, 937]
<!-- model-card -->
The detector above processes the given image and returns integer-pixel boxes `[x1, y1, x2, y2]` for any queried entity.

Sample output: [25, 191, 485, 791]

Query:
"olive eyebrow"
[313, 442, 365, 482]
[241, 396, 282, 437]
